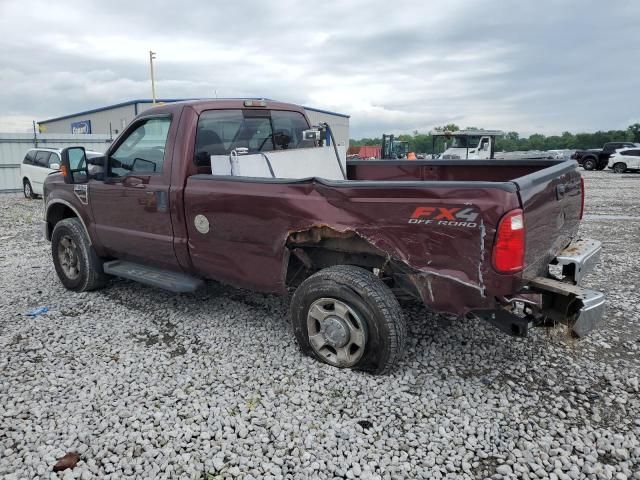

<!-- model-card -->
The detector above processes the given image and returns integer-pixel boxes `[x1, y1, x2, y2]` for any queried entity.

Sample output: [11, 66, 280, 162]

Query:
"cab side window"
[109, 117, 171, 177]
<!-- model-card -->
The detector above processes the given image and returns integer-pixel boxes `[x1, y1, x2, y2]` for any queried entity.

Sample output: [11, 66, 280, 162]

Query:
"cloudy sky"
[0, 0, 638, 138]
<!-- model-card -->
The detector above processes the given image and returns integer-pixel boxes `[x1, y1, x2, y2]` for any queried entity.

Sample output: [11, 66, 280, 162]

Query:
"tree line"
[350, 124, 640, 154]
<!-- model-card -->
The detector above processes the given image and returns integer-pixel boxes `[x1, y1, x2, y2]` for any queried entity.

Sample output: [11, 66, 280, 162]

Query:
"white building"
[38, 99, 350, 147]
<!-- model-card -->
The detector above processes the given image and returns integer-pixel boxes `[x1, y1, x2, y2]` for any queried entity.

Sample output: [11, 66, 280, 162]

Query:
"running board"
[103, 260, 204, 293]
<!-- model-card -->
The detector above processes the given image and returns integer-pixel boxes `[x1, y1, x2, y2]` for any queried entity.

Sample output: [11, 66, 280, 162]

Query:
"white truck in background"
[432, 130, 504, 160]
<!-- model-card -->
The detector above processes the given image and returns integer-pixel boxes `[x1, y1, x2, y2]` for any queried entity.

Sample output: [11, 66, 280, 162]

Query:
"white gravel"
[1, 170, 639, 479]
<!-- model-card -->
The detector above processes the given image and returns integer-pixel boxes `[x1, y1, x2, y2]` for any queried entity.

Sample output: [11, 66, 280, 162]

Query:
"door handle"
[123, 176, 147, 187]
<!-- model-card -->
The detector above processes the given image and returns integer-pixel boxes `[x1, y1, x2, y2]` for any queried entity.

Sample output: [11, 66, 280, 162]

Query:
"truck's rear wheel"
[583, 158, 596, 171]
[51, 218, 108, 292]
[613, 162, 627, 174]
[290, 265, 406, 374]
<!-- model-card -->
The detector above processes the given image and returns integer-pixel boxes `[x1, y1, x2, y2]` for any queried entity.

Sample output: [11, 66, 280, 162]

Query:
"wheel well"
[284, 226, 390, 287]
[45, 203, 78, 241]
[23, 177, 30, 184]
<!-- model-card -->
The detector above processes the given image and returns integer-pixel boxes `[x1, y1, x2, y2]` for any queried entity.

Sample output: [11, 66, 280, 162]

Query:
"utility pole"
[149, 50, 157, 104]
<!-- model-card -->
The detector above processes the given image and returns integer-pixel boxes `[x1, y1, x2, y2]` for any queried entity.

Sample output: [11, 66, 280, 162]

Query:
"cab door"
[89, 115, 179, 269]
[478, 137, 491, 159]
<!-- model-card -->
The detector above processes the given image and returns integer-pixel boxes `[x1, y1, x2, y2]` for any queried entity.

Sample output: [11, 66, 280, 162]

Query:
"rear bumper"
[572, 288, 606, 337]
[532, 238, 605, 336]
[529, 276, 605, 337]
[553, 239, 601, 284]
[474, 238, 606, 337]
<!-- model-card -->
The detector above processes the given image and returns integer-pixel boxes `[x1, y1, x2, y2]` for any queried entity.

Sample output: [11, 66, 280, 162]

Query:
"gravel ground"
[1, 170, 639, 480]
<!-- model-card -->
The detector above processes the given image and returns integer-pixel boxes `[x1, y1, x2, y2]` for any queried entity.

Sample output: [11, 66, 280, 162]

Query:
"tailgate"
[514, 160, 583, 279]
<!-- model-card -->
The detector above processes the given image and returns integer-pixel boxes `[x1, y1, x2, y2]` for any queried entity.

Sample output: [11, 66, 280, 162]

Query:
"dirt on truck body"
[42, 99, 605, 373]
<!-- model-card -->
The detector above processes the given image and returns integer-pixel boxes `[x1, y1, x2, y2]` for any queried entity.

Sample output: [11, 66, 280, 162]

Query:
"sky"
[0, 0, 638, 138]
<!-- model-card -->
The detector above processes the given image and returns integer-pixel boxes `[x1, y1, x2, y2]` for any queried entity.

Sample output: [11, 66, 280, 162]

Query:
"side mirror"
[60, 147, 89, 184]
[131, 157, 156, 172]
[49, 163, 60, 170]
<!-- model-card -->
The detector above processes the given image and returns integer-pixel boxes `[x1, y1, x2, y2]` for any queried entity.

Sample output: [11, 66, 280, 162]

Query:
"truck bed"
[181, 159, 583, 314]
[346, 158, 564, 182]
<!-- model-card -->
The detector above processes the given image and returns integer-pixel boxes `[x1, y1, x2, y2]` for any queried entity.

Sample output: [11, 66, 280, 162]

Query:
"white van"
[20, 148, 102, 198]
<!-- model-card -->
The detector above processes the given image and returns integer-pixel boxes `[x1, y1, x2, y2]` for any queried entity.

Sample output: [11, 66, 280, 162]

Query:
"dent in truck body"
[183, 174, 525, 314]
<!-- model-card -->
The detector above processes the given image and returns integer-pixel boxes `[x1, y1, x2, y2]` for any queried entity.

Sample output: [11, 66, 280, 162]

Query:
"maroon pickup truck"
[43, 99, 605, 373]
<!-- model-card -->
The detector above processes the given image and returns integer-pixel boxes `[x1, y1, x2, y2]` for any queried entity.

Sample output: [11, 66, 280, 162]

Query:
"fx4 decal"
[408, 206, 480, 228]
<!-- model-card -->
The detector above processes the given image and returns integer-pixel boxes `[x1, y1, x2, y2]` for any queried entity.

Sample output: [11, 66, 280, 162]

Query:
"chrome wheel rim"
[24, 183, 31, 197]
[306, 297, 366, 367]
[58, 235, 80, 279]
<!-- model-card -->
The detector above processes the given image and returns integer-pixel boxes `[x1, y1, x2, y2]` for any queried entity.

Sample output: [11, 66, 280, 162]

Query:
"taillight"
[492, 209, 525, 273]
[580, 176, 585, 219]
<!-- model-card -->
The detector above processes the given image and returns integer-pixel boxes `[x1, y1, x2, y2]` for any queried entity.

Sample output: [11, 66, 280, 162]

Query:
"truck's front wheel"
[290, 265, 406, 374]
[51, 218, 108, 292]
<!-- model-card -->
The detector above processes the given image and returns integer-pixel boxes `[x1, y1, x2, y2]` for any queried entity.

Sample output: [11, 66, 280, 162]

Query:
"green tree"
[627, 123, 640, 142]
[350, 125, 639, 151]
[433, 123, 460, 133]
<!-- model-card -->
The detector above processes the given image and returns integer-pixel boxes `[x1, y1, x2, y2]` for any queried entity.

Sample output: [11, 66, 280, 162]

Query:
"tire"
[51, 218, 108, 292]
[612, 162, 627, 174]
[23, 179, 36, 199]
[290, 265, 406, 374]
[582, 158, 596, 171]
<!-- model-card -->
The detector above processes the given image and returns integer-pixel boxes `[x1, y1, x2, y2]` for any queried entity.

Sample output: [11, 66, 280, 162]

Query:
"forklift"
[381, 134, 409, 159]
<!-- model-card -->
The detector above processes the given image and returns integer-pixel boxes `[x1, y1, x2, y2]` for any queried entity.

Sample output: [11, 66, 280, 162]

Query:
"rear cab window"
[194, 109, 311, 163]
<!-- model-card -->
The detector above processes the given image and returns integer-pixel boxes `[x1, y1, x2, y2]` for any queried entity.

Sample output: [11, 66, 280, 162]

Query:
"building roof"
[39, 98, 349, 124]
[38, 99, 198, 124]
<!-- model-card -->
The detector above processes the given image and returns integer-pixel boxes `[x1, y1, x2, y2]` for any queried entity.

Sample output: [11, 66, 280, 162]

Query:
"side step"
[103, 260, 204, 293]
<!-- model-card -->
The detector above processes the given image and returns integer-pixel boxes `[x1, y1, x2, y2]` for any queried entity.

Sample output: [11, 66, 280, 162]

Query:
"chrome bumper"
[554, 238, 601, 284]
[530, 238, 605, 337]
[572, 288, 606, 337]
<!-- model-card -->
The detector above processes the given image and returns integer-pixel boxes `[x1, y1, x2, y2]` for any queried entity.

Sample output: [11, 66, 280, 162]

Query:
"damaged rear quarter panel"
[183, 176, 522, 313]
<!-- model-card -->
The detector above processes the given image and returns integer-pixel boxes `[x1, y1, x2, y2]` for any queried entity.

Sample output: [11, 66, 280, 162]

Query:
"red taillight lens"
[580, 176, 585, 219]
[492, 209, 525, 273]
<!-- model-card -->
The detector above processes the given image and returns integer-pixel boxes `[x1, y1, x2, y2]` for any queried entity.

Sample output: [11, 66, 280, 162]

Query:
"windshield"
[450, 136, 481, 149]
[195, 109, 312, 158]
